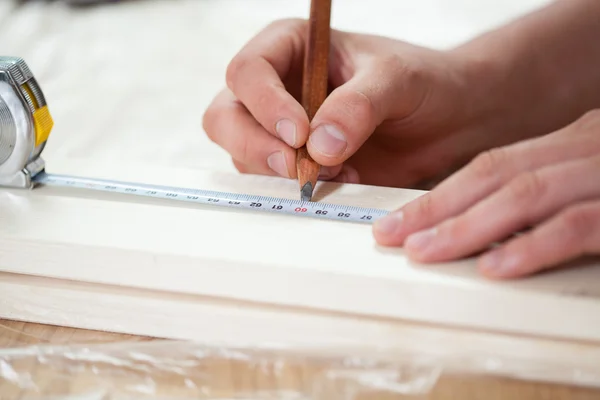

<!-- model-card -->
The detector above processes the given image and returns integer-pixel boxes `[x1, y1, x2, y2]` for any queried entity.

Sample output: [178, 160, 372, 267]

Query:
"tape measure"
[0, 56, 389, 224]
[0, 56, 53, 188]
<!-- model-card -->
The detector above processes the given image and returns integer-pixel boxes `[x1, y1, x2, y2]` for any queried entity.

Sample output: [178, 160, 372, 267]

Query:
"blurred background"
[1, 0, 551, 176]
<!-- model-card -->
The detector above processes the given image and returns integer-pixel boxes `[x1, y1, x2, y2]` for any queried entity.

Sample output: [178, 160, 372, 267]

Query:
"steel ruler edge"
[31, 171, 390, 224]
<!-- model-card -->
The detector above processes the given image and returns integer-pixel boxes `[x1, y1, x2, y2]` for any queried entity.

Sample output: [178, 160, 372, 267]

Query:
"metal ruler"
[32, 171, 390, 224]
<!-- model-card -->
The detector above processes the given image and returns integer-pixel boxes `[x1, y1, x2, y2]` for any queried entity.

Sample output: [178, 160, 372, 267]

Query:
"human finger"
[306, 52, 429, 167]
[318, 165, 344, 181]
[372, 124, 600, 247]
[327, 164, 360, 184]
[225, 19, 310, 148]
[233, 159, 359, 185]
[402, 155, 600, 262]
[203, 89, 297, 178]
[477, 200, 600, 279]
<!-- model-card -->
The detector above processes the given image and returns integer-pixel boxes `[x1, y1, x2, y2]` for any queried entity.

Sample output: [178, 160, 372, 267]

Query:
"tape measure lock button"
[19, 77, 54, 147]
[32, 105, 53, 146]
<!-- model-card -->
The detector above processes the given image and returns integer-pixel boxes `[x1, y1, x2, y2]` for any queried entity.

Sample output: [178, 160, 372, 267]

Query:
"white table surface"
[0, 0, 551, 176]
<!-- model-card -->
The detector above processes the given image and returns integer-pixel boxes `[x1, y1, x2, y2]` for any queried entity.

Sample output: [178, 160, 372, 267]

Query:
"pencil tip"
[300, 182, 313, 202]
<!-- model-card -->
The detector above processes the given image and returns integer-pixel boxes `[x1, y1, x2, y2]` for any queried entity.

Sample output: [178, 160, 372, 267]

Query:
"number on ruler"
[250, 202, 262, 207]
[295, 207, 307, 213]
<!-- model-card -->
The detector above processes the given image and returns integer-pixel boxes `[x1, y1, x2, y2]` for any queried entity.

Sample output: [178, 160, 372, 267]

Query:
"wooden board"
[1, 158, 600, 344]
[2, 272, 600, 390]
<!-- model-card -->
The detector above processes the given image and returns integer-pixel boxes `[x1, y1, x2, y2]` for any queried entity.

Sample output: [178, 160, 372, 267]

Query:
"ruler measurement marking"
[32, 172, 389, 224]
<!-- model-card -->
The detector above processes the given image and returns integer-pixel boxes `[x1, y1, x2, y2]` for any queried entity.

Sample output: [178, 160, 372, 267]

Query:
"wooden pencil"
[297, 0, 332, 202]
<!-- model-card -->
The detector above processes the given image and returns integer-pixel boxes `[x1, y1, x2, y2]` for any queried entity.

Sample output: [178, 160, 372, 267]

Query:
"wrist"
[450, 0, 600, 148]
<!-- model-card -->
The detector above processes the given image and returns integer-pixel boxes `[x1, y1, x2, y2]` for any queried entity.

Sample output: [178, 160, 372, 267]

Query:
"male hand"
[374, 109, 600, 279]
[202, 19, 517, 188]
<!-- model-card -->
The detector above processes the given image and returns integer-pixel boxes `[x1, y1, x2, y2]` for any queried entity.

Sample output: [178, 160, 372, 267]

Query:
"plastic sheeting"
[0, 339, 444, 399]
[1, 321, 600, 399]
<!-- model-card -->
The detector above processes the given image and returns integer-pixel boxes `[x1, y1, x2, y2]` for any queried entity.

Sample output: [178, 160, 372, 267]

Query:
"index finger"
[226, 19, 310, 148]
[373, 125, 600, 247]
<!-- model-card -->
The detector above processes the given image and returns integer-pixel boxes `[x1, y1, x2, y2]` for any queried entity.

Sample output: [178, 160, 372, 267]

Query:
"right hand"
[202, 19, 522, 188]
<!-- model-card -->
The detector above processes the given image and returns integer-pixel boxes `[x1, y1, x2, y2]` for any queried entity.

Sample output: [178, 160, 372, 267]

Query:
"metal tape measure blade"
[33, 172, 389, 224]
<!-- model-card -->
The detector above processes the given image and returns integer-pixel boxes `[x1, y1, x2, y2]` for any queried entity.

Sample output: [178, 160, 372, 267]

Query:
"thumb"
[305, 70, 399, 166]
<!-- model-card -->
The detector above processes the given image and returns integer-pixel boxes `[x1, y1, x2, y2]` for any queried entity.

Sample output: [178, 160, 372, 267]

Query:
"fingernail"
[480, 251, 520, 275]
[310, 124, 347, 156]
[267, 151, 289, 178]
[373, 211, 404, 236]
[275, 119, 296, 147]
[405, 228, 437, 252]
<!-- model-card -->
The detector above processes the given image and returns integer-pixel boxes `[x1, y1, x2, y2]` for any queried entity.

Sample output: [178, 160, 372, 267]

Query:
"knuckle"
[414, 193, 435, 218]
[560, 205, 594, 233]
[373, 54, 429, 116]
[470, 148, 507, 179]
[558, 205, 596, 247]
[507, 171, 547, 202]
[225, 54, 251, 91]
[581, 108, 600, 122]
[573, 109, 600, 132]
[201, 93, 237, 144]
[201, 106, 220, 143]
[382, 54, 425, 85]
[379, 54, 408, 75]
[256, 81, 283, 111]
[235, 129, 252, 163]
[226, 18, 305, 91]
[340, 89, 376, 125]
[265, 17, 305, 31]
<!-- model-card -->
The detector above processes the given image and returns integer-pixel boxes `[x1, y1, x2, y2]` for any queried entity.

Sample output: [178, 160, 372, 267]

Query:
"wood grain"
[296, 0, 332, 198]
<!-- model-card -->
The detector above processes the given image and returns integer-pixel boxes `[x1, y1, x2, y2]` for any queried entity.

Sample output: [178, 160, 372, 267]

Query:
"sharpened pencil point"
[300, 182, 313, 202]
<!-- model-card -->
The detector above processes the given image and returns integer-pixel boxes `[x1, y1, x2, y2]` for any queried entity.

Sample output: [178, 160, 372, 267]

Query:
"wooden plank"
[1, 272, 600, 390]
[0, 158, 600, 343]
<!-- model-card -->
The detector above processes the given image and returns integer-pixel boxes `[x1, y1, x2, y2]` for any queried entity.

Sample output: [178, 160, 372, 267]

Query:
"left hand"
[373, 109, 600, 279]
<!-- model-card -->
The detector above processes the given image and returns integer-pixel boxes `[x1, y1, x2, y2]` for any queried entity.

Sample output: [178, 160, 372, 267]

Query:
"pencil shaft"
[297, 0, 331, 201]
